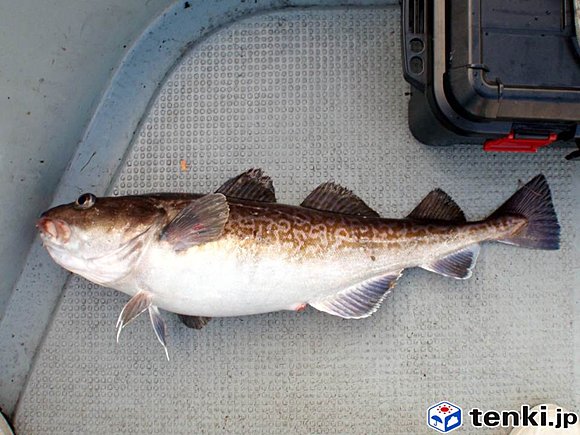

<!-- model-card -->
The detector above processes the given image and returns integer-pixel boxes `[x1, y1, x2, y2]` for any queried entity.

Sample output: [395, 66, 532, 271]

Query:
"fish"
[37, 170, 560, 358]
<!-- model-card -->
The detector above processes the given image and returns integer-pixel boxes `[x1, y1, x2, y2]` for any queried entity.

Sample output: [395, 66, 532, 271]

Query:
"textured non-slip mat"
[15, 7, 576, 434]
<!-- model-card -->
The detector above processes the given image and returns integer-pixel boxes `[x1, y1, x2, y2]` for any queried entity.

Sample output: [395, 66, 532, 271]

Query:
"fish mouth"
[36, 217, 71, 244]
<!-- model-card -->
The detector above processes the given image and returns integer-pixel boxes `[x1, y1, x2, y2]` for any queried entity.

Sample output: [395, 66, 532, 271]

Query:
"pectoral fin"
[310, 270, 403, 319]
[160, 193, 229, 251]
[420, 245, 480, 279]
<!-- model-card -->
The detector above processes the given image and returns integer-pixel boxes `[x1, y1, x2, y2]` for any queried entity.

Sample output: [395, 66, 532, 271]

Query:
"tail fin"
[491, 174, 560, 250]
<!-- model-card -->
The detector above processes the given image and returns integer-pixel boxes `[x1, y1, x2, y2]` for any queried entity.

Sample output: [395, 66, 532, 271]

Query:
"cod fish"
[37, 170, 560, 357]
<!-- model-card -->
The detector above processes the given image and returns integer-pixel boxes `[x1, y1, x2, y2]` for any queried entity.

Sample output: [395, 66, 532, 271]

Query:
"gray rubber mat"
[576, 0, 580, 47]
[15, 7, 576, 434]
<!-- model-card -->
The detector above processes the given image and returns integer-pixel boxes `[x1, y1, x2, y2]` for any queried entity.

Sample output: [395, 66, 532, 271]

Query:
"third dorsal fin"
[300, 182, 380, 218]
[407, 189, 466, 222]
[216, 168, 276, 202]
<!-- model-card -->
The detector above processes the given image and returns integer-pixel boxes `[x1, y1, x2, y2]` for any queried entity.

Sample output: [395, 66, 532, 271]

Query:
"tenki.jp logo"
[427, 402, 579, 432]
[427, 401, 462, 433]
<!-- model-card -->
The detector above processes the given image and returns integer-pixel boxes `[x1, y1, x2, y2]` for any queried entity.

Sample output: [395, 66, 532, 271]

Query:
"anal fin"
[420, 244, 480, 279]
[178, 314, 212, 329]
[310, 270, 403, 319]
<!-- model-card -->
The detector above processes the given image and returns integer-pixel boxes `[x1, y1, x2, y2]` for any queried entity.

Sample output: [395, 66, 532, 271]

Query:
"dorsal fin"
[216, 168, 276, 202]
[407, 189, 466, 222]
[309, 270, 403, 319]
[300, 182, 380, 218]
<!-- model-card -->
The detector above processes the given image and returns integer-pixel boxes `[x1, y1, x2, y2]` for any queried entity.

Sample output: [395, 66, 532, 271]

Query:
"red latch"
[484, 132, 558, 153]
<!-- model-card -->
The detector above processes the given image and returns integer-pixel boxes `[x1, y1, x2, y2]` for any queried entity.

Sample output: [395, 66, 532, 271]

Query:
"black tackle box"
[402, 0, 580, 151]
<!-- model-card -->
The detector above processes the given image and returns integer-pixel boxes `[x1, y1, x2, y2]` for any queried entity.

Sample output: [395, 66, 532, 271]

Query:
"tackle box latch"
[483, 131, 558, 153]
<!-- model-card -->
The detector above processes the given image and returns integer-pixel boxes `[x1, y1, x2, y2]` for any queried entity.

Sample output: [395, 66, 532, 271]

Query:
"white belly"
[109, 222, 485, 317]
[116, 237, 381, 317]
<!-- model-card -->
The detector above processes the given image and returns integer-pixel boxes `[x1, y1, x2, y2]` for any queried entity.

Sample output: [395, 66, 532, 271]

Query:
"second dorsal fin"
[407, 189, 466, 222]
[216, 168, 276, 202]
[301, 182, 380, 218]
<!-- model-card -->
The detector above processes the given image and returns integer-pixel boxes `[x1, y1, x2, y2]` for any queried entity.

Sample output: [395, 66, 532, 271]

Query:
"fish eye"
[75, 193, 96, 210]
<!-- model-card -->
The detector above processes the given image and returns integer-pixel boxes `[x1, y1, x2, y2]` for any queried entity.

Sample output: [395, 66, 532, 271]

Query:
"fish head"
[37, 193, 165, 284]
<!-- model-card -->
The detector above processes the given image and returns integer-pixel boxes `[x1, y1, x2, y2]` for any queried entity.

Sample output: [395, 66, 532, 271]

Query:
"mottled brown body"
[37, 172, 558, 325]
[43, 192, 524, 269]
[225, 198, 523, 256]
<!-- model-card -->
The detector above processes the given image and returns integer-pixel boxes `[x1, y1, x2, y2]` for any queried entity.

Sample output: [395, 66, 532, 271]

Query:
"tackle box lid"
[444, 0, 580, 123]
